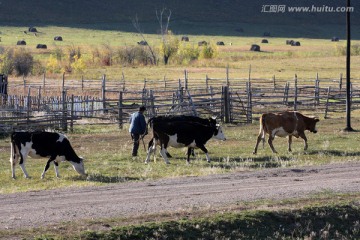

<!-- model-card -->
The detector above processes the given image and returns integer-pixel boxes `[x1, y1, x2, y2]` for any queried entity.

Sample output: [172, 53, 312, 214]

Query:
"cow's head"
[306, 117, 320, 133]
[213, 125, 226, 141]
[69, 157, 86, 176]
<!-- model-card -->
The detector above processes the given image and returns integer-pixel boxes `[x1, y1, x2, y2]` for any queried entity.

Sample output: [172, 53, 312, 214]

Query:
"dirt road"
[1, 161, 360, 230]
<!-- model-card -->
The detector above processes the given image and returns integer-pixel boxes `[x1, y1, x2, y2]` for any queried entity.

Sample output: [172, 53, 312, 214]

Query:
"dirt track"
[1, 161, 360, 231]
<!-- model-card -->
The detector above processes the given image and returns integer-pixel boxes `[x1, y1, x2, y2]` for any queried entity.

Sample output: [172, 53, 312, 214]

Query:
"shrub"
[174, 43, 200, 64]
[199, 43, 218, 59]
[13, 48, 34, 76]
[0, 48, 14, 75]
[46, 55, 61, 74]
[71, 55, 86, 73]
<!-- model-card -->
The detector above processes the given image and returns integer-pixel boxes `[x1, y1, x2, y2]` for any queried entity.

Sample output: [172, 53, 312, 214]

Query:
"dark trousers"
[131, 133, 140, 156]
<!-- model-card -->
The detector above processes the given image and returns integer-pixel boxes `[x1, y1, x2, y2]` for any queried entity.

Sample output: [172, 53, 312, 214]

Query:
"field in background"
[1, 24, 360, 82]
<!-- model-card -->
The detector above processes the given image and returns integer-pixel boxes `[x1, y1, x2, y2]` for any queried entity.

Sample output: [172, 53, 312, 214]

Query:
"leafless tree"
[132, 15, 157, 65]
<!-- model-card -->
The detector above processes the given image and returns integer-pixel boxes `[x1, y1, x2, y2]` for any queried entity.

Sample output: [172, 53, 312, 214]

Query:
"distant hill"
[0, 0, 359, 38]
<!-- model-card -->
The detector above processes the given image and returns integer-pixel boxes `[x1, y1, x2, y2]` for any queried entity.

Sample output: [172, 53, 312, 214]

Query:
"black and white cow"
[10, 131, 86, 179]
[145, 118, 226, 164]
[147, 115, 217, 158]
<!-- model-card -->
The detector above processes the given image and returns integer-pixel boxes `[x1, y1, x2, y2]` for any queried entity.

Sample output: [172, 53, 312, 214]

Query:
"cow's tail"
[259, 114, 267, 148]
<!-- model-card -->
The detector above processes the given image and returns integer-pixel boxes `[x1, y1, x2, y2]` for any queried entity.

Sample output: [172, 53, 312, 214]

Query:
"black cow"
[145, 118, 226, 164]
[10, 131, 86, 179]
[147, 116, 217, 158]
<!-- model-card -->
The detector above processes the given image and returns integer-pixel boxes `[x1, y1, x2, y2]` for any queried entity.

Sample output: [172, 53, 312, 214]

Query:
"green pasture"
[1, 24, 360, 81]
[1, 110, 360, 194]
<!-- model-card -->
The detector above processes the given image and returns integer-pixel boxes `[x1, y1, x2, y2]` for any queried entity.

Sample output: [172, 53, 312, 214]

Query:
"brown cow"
[253, 111, 319, 154]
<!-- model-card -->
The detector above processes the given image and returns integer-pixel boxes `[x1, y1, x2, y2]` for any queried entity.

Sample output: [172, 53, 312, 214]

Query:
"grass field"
[1, 24, 360, 82]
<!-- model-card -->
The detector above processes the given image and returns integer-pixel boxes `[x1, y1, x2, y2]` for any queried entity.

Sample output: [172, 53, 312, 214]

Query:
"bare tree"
[157, 8, 177, 65]
[132, 15, 157, 65]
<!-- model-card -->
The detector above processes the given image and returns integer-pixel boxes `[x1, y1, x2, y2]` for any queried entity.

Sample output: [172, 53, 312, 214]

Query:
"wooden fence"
[1, 70, 359, 133]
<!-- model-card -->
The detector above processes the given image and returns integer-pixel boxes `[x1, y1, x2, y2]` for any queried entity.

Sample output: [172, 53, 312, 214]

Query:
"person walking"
[129, 106, 147, 157]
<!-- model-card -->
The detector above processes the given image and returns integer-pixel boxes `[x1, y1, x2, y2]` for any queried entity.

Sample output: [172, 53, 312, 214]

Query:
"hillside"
[0, 0, 359, 38]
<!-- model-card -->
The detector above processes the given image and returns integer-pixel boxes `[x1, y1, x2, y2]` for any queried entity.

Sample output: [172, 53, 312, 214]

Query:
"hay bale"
[291, 41, 301, 46]
[137, 41, 148, 46]
[286, 40, 294, 45]
[250, 44, 260, 52]
[36, 44, 47, 49]
[261, 39, 268, 43]
[28, 27, 38, 32]
[16, 40, 26, 45]
[181, 36, 189, 41]
[54, 36, 63, 41]
[198, 41, 207, 46]
[331, 37, 340, 42]
[216, 41, 225, 46]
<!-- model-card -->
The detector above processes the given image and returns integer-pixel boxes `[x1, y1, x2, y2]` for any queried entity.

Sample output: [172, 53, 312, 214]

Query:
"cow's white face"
[213, 126, 226, 140]
[70, 158, 86, 175]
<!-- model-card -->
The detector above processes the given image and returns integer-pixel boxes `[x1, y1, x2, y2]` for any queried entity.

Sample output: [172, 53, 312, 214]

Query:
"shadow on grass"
[306, 150, 360, 156]
[71, 174, 141, 183]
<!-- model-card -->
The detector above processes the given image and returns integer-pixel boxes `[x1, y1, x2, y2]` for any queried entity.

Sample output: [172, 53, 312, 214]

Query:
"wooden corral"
[1, 69, 359, 133]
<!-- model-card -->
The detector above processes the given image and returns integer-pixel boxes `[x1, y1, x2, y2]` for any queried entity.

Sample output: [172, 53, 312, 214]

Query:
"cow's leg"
[145, 140, 156, 164]
[197, 144, 210, 162]
[299, 132, 308, 150]
[253, 134, 263, 154]
[53, 161, 60, 178]
[159, 145, 170, 164]
[41, 156, 56, 179]
[288, 135, 293, 152]
[10, 143, 19, 179]
[268, 135, 278, 154]
[186, 147, 192, 164]
[19, 148, 30, 178]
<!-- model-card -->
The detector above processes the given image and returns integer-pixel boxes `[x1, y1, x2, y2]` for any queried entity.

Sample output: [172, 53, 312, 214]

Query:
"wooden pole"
[294, 74, 298, 111]
[118, 91, 123, 129]
[344, 0, 353, 131]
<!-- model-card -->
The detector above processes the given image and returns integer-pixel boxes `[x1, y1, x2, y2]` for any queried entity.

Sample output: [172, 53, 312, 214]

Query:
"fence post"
[70, 95, 74, 132]
[37, 87, 41, 110]
[184, 70, 188, 90]
[62, 72, 65, 92]
[273, 75, 276, 91]
[205, 75, 209, 93]
[294, 74, 298, 111]
[43, 72, 46, 94]
[324, 87, 331, 119]
[226, 64, 229, 87]
[339, 73, 343, 90]
[246, 81, 252, 123]
[27, 87, 31, 125]
[62, 89, 67, 132]
[81, 75, 84, 91]
[150, 90, 155, 117]
[101, 74, 107, 113]
[118, 91, 123, 129]
[222, 86, 230, 123]
[315, 74, 320, 106]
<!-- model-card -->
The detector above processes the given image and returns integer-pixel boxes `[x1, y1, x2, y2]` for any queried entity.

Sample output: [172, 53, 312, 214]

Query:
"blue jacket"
[129, 112, 147, 134]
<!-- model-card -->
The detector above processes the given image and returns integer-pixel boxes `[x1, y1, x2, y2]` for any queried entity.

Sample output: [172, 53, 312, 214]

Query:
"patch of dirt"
[0, 161, 359, 231]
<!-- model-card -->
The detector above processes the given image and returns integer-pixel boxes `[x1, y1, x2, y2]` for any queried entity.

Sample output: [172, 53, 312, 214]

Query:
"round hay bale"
[181, 36, 189, 41]
[36, 44, 47, 49]
[198, 41, 207, 46]
[286, 40, 294, 45]
[216, 41, 225, 46]
[137, 40, 148, 46]
[291, 41, 301, 46]
[28, 27, 38, 32]
[54, 36, 63, 41]
[261, 39, 269, 43]
[16, 40, 26, 45]
[331, 37, 340, 42]
[250, 44, 260, 52]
